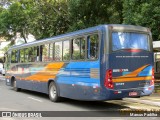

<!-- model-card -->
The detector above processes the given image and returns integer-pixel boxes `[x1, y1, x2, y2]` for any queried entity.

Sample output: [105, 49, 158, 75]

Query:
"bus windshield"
[112, 32, 150, 51]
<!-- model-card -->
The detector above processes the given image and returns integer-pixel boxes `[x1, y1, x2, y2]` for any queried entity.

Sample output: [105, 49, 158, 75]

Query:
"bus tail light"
[151, 67, 154, 85]
[104, 69, 114, 89]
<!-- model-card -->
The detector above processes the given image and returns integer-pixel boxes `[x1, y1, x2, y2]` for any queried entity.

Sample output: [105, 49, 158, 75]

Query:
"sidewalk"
[124, 93, 160, 107]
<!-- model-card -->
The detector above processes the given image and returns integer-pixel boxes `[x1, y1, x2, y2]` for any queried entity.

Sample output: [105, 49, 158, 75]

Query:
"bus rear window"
[112, 32, 150, 51]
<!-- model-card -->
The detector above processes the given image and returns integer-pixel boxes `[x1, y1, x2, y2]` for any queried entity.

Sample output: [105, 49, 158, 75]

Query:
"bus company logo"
[113, 69, 129, 72]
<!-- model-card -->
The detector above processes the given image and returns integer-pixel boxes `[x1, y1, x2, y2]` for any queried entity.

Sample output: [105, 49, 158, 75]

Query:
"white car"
[0, 68, 2, 74]
[1, 68, 5, 76]
[2, 69, 6, 76]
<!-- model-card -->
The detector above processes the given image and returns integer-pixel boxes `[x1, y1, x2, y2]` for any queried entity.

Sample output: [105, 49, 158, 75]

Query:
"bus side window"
[63, 40, 70, 61]
[37, 46, 39, 61]
[33, 47, 37, 61]
[11, 50, 18, 63]
[24, 48, 29, 62]
[39, 45, 43, 62]
[71, 37, 85, 60]
[20, 49, 25, 63]
[80, 37, 85, 59]
[28, 47, 36, 62]
[42, 44, 50, 62]
[17, 50, 20, 62]
[49, 43, 53, 61]
[72, 38, 80, 60]
[11, 50, 15, 63]
[54, 41, 62, 61]
[87, 34, 99, 60]
[5, 53, 10, 70]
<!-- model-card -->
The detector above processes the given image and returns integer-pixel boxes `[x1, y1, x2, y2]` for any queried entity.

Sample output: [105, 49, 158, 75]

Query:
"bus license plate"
[129, 92, 138, 96]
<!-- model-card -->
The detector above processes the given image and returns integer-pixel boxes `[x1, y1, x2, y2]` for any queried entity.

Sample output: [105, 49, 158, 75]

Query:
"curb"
[123, 98, 160, 107]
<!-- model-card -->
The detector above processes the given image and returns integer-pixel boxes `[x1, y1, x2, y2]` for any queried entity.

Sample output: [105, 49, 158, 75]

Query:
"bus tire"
[49, 82, 60, 102]
[13, 79, 21, 92]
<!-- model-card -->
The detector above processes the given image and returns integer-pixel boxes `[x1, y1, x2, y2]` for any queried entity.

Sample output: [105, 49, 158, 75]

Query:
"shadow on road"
[1, 79, 129, 111]
[63, 99, 128, 110]
[9, 88, 130, 111]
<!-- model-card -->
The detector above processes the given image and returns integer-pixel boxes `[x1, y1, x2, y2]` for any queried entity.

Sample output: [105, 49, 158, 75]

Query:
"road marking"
[28, 97, 43, 102]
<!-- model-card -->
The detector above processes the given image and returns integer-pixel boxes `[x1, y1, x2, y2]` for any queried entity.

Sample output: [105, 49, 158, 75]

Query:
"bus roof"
[8, 24, 149, 51]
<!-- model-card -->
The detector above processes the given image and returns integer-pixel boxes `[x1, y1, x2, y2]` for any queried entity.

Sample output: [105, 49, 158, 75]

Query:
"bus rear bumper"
[104, 86, 154, 100]
[58, 84, 154, 101]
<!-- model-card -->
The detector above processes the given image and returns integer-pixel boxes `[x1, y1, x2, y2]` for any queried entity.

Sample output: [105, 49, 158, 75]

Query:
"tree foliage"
[29, 0, 69, 39]
[123, 0, 160, 40]
[0, 0, 160, 42]
[0, 0, 32, 42]
[68, 0, 123, 31]
[0, 0, 69, 41]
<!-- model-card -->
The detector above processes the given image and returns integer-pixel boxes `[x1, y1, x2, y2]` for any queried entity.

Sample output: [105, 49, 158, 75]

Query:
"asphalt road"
[0, 75, 160, 120]
[0, 78, 129, 111]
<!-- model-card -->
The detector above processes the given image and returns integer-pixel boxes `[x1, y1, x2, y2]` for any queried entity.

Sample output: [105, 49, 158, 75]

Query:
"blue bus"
[5, 24, 154, 102]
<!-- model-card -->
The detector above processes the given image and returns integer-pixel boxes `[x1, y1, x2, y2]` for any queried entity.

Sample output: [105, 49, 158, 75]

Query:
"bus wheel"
[49, 82, 60, 102]
[13, 80, 21, 92]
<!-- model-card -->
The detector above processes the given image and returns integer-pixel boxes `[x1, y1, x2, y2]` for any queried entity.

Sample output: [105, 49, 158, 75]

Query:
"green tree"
[1, 0, 160, 43]
[29, 0, 69, 39]
[68, 0, 123, 31]
[123, 0, 160, 40]
[0, 0, 32, 43]
[0, 0, 70, 42]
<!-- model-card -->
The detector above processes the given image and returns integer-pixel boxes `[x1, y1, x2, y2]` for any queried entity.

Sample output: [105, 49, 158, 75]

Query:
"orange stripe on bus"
[119, 64, 150, 78]
[113, 76, 152, 82]
[25, 62, 64, 82]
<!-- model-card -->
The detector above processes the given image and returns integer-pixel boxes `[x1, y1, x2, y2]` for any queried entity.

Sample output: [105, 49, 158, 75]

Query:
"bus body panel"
[5, 24, 154, 101]
[101, 55, 154, 100]
[57, 61, 100, 100]
[109, 50, 154, 90]
[6, 61, 102, 100]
